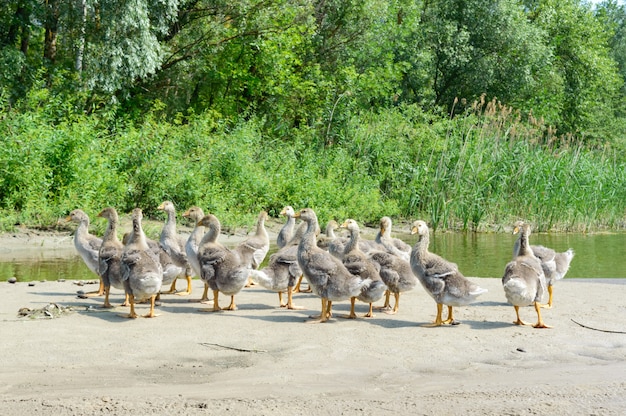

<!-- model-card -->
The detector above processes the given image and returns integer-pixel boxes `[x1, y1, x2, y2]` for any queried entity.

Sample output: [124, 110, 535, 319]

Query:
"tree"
[421, 0, 553, 115]
[526, 0, 623, 139]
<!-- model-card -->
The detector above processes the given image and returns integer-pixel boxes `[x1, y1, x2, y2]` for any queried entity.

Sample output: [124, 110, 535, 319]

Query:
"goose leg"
[384, 292, 400, 315]
[121, 293, 130, 307]
[293, 275, 311, 293]
[84, 278, 105, 297]
[190, 282, 212, 304]
[513, 305, 529, 326]
[198, 290, 221, 312]
[375, 290, 392, 312]
[222, 295, 237, 311]
[424, 303, 445, 327]
[286, 286, 304, 310]
[125, 294, 138, 319]
[341, 297, 358, 319]
[540, 285, 554, 309]
[306, 298, 327, 323]
[278, 292, 287, 308]
[143, 295, 160, 318]
[443, 305, 457, 325]
[532, 301, 552, 329]
[161, 279, 178, 294]
[101, 285, 113, 308]
[326, 300, 334, 319]
[293, 275, 304, 292]
[363, 302, 375, 318]
[176, 275, 193, 296]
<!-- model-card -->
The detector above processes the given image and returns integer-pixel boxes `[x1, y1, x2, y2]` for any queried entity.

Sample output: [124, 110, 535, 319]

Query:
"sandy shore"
[1, 227, 626, 415]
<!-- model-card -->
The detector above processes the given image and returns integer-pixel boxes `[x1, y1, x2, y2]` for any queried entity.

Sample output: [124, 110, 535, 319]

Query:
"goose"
[276, 206, 296, 249]
[375, 216, 411, 262]
[317, 220, 342, 253]
[290, 222, 312, 293]
[157, 201, 193, 295]
[410, 220, 487, 326]
[97, 207, 129, 308]
[512, 221, 574, 308]
[294, 208, 372, 323]
[182, 206, 209, 302]
[251, 223, 306, 309]
[196, 214, 263, 312]
[368, 249, 417, 315]
[339, 219, 387, 318]
[239, 210, 270, 286]
[121, 208, 163, 318]
[503, 222, 550, 328]
[66, 209, 104, 296]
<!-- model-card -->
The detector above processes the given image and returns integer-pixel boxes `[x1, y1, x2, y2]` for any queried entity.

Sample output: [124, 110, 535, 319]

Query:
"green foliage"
[3, 100, 624, 233]
[1, 0, 626, 232]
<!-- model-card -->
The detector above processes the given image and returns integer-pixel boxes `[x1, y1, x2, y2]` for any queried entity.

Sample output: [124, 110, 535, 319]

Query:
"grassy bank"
[1, 101, 624, 232]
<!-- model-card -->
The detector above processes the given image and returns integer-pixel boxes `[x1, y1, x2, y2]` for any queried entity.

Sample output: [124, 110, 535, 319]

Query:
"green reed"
[0, 100, 624, 232]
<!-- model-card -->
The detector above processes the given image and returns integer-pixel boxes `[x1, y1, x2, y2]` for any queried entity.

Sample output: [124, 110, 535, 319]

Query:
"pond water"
[1, 232, 624, 282]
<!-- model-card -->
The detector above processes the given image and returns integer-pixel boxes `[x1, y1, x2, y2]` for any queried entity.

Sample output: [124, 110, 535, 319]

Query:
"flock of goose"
[66, 203, 574, 327]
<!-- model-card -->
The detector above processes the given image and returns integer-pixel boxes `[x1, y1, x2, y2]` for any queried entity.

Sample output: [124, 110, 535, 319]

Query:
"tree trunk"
[44, 0, 59, 64]
[75, 0, 87, 72]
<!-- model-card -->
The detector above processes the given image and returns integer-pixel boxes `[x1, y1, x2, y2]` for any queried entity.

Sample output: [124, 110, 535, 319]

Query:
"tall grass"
[0, 98, 624, 232]
[340, 98, 626, 232]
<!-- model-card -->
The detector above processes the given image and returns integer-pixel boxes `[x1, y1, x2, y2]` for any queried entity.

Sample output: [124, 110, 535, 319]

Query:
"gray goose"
[295, 208, 372, 323]
[368, 248, 417, 315]
[182, 206, 208, 302]
[375, 216, 411, 262]
[252, 223, 306, 309]
[239, 211, 270, 287]
[97, 207, 129, 308]
[66, 209, 104, 296]
[121, 208, 163, 318]
[157, 201, 193, 295]
[196, 214, 263, 312]
[317, 220, 342, 252]
[410, 220, 487, 326]
[339, 219, 387, 318]
[276, 206, 296, 249]
[289, 222, 312, 293]
[503, 222, 550, 328]
[512, 221, 574, 308]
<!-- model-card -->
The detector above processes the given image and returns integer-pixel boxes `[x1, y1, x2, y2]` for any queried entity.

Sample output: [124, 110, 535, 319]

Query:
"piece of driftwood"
[571, 319, 626, 334]
[200, 342, 267, 353]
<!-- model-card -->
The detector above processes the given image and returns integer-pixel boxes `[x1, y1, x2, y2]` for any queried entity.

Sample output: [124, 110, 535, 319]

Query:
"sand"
[1, 230, 625, 415]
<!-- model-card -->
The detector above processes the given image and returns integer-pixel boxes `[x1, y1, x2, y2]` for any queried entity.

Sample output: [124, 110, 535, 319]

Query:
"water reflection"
[1, 231, 624, 282]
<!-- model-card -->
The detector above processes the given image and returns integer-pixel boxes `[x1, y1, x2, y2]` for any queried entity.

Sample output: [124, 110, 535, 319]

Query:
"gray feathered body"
[296, 209, 370, 301]
[410, 221, 487, 306]
[254, 244, 302, 291]
[97, 207, 124, 291]
[196, 215, 253, 296]
[68, 209, 102, 275]
[277, 206, 296, 249]
[513, 240, 574, 287]
[341, 219, 387, 304]
[183, 207, 205, 278]
[158, 201, 192, 276]
[375, 217, 410, 262]
[122, 209, 163, 301]
[368, 250, 417, 295]
[238, 211, 270, 270]
[504, 224, 548, 306]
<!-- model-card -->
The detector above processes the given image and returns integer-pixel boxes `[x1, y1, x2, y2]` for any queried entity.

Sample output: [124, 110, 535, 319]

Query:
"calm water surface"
[1, 232, 624, 282]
